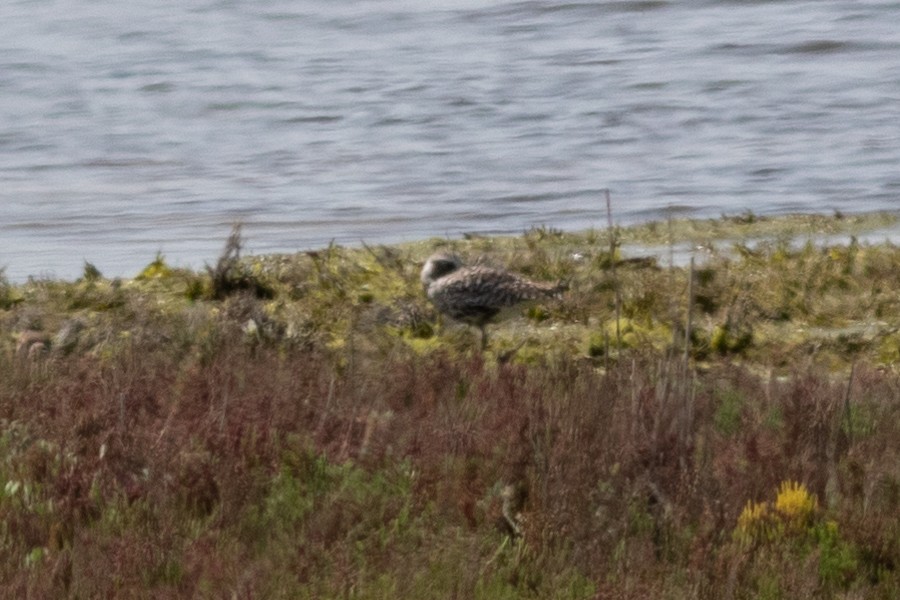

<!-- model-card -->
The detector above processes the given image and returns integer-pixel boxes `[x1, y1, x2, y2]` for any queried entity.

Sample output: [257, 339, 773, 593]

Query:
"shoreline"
[3, 209, 898, 284]
[3, 210, 899, 371]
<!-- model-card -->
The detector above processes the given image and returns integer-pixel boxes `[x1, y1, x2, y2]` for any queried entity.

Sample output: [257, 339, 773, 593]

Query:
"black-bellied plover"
[420, 252, 565, 348]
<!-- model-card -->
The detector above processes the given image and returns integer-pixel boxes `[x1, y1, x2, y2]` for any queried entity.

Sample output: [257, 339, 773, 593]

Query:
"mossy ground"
[1, 212, 899, 598]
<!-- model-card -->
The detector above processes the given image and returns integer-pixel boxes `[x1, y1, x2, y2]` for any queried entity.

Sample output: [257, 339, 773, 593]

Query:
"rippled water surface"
[2, 0, 899, 280]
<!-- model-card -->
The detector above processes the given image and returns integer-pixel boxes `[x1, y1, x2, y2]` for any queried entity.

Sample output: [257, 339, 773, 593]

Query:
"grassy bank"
[1, 212, 899, 598]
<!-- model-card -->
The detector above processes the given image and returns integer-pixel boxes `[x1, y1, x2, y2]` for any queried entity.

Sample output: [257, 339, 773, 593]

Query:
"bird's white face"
[420, 253, 462, 288]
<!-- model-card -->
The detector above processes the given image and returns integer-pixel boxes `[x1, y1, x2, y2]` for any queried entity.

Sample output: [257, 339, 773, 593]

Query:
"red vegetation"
[1, 331, 898, 597]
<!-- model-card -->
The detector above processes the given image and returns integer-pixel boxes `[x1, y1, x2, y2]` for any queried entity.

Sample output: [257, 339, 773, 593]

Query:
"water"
[2, 0, 899, 281]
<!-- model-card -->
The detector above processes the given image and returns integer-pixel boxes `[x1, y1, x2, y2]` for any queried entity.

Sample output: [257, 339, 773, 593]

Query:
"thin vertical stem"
[842, 362, 856, 444]
[605, 190, 621, 349]
[684, 256, 695, 367]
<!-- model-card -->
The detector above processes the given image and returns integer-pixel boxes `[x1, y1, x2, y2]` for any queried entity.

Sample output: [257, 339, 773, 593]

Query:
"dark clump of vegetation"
[0, 213, 898, 598]
[205, 224, 275, 301]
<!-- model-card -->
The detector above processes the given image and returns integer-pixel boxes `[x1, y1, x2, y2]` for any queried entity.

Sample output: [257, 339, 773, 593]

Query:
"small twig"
[315, 374, 337, 452]
[604, 330, 610, 372]
[118, 392, 126, 431]
[220, 390, 229, 436]
[842, 362, 856, 444]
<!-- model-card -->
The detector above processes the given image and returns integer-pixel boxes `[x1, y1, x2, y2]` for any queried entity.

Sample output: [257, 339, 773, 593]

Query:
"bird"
[420, 252, 566, 349]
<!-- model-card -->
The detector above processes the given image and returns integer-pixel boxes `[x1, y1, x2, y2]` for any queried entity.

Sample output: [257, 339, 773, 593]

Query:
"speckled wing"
[427, 266, 559, 326]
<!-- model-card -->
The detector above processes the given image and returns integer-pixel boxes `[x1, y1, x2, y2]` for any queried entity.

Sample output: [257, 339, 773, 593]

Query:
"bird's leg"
[479, 324, 488, 351]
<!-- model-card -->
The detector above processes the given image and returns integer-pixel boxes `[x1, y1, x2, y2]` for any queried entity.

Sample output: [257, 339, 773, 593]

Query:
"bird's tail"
[538, 279, 568, 298]
[552, 279, 569, 295]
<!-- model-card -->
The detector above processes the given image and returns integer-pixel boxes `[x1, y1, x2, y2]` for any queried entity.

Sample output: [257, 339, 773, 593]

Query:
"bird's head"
[420, 252, 463, 288]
